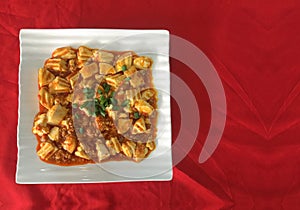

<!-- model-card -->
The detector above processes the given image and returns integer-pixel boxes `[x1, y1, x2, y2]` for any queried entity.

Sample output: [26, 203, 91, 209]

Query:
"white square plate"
[16, 29, 172, 183]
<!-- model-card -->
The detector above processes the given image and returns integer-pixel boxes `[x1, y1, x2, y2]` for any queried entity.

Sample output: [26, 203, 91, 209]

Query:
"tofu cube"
[47, 104, 68, 125]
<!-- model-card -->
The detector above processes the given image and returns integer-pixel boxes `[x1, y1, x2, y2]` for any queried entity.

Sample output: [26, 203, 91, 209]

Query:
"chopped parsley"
[121, 65, 127, 71]
[133, 112, 140, 119]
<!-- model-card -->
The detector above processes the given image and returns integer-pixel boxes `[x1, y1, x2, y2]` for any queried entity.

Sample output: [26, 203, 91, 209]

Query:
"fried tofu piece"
[68, 59, 76, 71]
[62, 135, 77, 154]
[77, 60, 86, 69]
[141, 89, 156, 101]
[38, 68, 55, 87]
[105, 140, 116, 155]
[80, 62, 98, 79]
[134, 99, 154, 115]
[75, 146, 90, 160]
[99, 63, 116, 75]
[106, 137, 122, 154]
[37, 142, 58, 160]
[133, 56, 153, 69]
[78, 46, 94, 60]
[94, 50, 114, 64]
[67, 72, 79, 89]
[111, 137, 122, 153]
[132, 117, 146, 134]
[146, 140, 156, 151]
[33, 113, 48, 127]
[47, 104, 68, 125]
[52, 46, 76, 59]
[125, 88, 141, 105]
[66, 93, 73, 103]
[127, 141, 137, 153]
[77, 46, 96, 68]
[32, 113, 50, 136]
[134, 142, 148, 162]
[45, 58, 68, 72]
[60, 118, 71, 129]
[96, 140, 110, 161]
[49, 76, 71, 94]
[121, 141, 136, 158]
[105, 74, 126, 88]
[115, 52, 134, 72]
[48, 126, 60, 141]
[106, 105, 117, 120]
[122, 143, 132, 158]
[123, 65, 137, 77]
[38, 87, 54, 110]
[116, 113, 131, 134]
[117, 118, 131, 134]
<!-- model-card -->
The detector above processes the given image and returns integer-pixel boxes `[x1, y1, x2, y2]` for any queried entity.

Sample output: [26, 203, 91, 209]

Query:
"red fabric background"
[0, 0, 299, 209]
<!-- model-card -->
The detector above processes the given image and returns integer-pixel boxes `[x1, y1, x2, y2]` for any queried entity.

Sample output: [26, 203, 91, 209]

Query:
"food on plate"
[32, 46, 158, 166]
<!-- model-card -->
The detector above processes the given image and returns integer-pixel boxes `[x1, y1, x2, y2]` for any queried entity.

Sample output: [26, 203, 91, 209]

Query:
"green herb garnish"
[121, 99, 130, 107]
[83, 87, 94, 94]
[102, 83, 108, 88]
[83, 88, 95, 99]
[100, 95, 106, 103]
[112, 106, 120, 111]
[104, 84, 110, 93]
[83, 88, 90, 94]
[86, 93, 94, 99]
[79, 127, 84, 134]
[121, 65, 127, 71]
[110, 97, 118, 106]
[133, 112, 140, 119]
[111, 91, 116, 97]
[80, 101, 90, 109]
[93, 83, 116, 117]
[74, 113, 79, 119]
[72, 103, 78, 109]
[100, 109, 106, 117]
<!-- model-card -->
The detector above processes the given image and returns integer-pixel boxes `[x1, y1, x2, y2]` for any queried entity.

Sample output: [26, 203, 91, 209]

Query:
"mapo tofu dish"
[32, 46, 158, 166]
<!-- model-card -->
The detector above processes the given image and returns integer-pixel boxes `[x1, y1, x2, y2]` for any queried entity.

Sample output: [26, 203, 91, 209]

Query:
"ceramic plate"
[16, 29, 172, 183]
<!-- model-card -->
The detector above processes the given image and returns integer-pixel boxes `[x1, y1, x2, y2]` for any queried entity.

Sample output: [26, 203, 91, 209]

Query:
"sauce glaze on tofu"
[32, 46, 158, 166]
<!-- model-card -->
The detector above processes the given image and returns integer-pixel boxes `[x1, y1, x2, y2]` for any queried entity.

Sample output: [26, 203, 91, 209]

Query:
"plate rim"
[16, 28, 172, 184]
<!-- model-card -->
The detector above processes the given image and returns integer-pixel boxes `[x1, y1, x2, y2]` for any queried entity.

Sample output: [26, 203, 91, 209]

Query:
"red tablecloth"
[1, 1, 300, 209]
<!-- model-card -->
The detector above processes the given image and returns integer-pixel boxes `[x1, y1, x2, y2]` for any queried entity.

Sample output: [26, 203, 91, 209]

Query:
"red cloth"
[1, 0, 299, 209]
